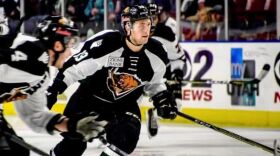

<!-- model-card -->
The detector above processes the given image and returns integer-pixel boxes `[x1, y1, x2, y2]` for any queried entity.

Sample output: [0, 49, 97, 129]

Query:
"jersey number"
[74, 50, 88, 62]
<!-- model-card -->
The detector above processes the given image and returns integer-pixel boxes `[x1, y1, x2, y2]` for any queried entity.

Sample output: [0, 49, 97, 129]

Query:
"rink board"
[3, 102, 280, 128]
[3, 42, 280, 128]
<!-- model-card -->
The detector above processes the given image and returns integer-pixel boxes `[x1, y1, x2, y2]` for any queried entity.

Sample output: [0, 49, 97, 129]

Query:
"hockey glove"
[67, 112, 108, 142]
[169, 69, 184, 99]
[151, 90, 177, 120]
[46, 78, 67, 109]
[170, 69, 184, 82]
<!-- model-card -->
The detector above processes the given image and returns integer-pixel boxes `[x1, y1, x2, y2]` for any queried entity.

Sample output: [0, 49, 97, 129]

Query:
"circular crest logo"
[274, 52, 280, 86]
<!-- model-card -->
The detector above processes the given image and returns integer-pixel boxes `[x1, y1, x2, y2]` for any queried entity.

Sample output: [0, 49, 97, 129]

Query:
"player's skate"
[146, 108, 158, 138]
[274, 139, 280, 156]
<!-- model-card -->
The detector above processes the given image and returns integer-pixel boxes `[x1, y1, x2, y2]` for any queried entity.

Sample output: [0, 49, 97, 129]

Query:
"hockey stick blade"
[176, 111, 275, 154]
[256, 64, 270, 82]
[99, 136, 128, 156]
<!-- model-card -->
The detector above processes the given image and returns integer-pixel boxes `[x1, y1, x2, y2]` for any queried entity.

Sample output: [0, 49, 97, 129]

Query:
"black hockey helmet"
[121, 5, 151, 36]
[154, 0, 172, 13]
[146, 3, 160, 33]
[147, 3, 160, 16]
[121, 5, 151, 22]
[37, 15, 79, 51]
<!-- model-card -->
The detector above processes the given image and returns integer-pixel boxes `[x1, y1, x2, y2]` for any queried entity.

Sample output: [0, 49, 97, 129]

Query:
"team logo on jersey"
[107, 68, 143, 99]
[107, 56, 124, 67]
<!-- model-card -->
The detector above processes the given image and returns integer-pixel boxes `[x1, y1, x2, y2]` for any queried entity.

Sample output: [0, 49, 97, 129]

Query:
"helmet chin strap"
[126, 35, 143, 47]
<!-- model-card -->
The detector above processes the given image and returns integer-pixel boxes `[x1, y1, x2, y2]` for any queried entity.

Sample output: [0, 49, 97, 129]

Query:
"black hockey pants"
[52, 93, 141, 156]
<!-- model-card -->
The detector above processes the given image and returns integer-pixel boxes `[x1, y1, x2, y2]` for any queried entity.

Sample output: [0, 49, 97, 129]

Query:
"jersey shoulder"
[153, 23, 176, 42]
[82, 30, 123, 58]
[146, 38, 169, 64]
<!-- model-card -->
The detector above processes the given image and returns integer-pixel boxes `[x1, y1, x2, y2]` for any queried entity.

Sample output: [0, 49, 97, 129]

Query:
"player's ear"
[125, 22, 131, 35]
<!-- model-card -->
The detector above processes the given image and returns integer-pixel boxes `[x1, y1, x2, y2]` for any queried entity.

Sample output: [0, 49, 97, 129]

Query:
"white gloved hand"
[76, 115, 108, 141]
[67, 113, 108, 141]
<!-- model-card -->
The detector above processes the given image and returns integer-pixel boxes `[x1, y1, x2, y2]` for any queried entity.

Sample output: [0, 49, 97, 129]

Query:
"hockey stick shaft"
[168, 64, 270, 85]
[99, 136, 128, 156]
[167, 79, 254, 85]
[176, 111, 274, 154]
[4, 131, 49, 156]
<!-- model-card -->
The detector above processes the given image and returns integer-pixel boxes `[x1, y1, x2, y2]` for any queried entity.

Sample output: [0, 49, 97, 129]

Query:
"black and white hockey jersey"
[0, 33, 60, 133]
[152, 18, 187, 80]
[54, 30, 169, 106]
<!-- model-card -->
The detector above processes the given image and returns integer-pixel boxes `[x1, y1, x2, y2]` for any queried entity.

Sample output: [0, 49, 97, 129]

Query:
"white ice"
[5, 116, 280, 156]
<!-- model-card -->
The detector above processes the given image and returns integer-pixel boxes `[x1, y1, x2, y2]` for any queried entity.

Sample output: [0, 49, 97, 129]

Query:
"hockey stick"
[167, 64, 270, 85]
[99, 136, 128, 156]
[274, 140, 280, 156]
[3, 131, 49, 156]
[176, 111, 276, 154]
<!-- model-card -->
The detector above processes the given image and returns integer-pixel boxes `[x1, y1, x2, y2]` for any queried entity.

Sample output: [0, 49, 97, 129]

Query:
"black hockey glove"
[67, 112, 108, 142]
[46, 78, 67, 109]
[151, 90, 177, 120]
[170, 69, 184, 82]
[169, 69, 184, 99]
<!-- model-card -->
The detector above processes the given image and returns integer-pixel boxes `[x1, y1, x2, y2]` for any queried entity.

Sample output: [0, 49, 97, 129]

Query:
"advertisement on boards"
[179, 42, 280, 111]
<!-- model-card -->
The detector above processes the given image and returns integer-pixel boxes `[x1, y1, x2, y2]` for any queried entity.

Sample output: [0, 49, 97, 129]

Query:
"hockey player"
[0, 15, 107, 156]
[47, 4, 178, 156]
[146, 3, 187, 138]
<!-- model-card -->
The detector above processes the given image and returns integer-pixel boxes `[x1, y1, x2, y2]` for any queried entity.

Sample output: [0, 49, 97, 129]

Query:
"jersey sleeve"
[54, 30, 122, 90]
[143, 40, 169, 97]
[13, 76, 59, 134]
[143, 65, 167, 97]
[0, 41, 49, 76]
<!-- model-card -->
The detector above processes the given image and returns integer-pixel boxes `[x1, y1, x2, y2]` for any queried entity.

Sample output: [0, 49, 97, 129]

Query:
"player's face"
[130, 18, 151, 45]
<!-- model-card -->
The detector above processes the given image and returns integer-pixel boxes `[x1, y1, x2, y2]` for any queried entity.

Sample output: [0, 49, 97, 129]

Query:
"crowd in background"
[0, 0, 277, 41]
[181, 0, 277, 41]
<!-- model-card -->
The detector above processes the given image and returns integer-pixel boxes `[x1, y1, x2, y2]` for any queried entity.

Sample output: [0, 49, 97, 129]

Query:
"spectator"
[246, 0, 266, 12]
[181, 0, 198, 19]
[84, 0, 115, 33]
[1, 0, 20, 35]
[66, 0, 89, 24]
[66, 0, 89, 40]
[209, 5, 224, 40]
[155, 0, 176, 34]
[192, 7, 215, 40]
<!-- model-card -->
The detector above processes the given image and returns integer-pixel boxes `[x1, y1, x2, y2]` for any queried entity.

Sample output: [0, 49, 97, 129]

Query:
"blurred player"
[146, 2, 187, 138]
[0, 15, 107, 156]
